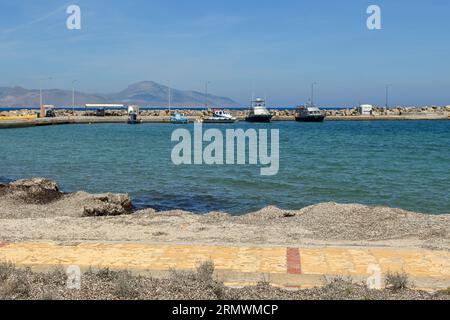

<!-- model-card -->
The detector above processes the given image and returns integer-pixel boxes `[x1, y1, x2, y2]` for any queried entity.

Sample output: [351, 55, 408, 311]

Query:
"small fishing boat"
[245, 98, 273, 123]
[295, 104, 326, 122]
[127, 112, 139, 124]
[166, 83, 188, 124]
[202, 109, 237, 124]
[170, 113, 189, 124]
[127, 105, 141, 124]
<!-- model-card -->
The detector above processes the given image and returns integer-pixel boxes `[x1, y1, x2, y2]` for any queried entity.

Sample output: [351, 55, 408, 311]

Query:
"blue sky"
[1, 0, 450, 106]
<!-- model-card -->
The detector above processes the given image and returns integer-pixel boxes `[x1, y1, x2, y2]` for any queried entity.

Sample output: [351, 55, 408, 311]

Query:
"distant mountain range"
[0, 81, 240, 107]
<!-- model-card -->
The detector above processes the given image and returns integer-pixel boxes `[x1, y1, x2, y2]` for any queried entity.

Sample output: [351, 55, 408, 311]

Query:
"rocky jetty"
[0, 109, 36, 117]
[1, 105, 449, 119]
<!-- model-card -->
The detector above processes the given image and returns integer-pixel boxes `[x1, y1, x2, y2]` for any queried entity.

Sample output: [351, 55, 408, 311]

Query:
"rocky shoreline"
[0, 178, 449, 250]
[1, 105, 450, 119]
[1, 178, 449, 300]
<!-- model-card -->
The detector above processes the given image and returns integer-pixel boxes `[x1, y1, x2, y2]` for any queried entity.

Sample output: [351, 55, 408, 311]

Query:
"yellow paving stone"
[0, 243, 287, 273]
[296, 246, 450, 282]
[302, 248, 358, 275]
[346, 248, 379, 275]
[421, 252, 450, 277]
[298, 248, 329, 275]
[0, 242, 449, 290]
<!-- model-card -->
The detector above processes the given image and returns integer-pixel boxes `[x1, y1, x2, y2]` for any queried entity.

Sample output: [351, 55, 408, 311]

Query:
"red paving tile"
[287, 247, 302, 275]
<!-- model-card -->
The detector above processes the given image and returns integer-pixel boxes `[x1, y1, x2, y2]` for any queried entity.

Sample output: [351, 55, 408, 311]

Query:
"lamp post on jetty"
[385, 84, 392, 111]
[39, 77, 52, 118]
[205, 81, 211, 109]
[166, 80, 171, 117]
[72, 80, 78, 116]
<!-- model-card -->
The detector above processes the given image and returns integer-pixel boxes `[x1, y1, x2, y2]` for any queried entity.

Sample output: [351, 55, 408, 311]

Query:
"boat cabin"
[251, 99, 271, 116]
[297, 106, 323, 117]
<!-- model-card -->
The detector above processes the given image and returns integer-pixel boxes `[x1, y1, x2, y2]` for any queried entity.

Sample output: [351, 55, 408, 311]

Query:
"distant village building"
[358, 104, 373, 115]
[85, 104, 125, 109]
[85, 104, 125, 117]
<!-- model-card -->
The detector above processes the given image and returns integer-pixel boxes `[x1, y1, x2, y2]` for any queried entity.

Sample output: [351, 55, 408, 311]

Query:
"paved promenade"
[0, 242, 448, 290]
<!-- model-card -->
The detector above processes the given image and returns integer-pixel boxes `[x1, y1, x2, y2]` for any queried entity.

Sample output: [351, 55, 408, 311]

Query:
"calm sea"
[0, 121, 449, 214]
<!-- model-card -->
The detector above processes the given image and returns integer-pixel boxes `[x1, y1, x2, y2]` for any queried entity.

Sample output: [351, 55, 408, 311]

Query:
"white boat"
[295, 104, 325, 122]
[170, 112, 189, 124]
[245, 98, 273, 123]
[127, 105, 141, 124]
[166, 82, 188, 124]
[202, 109, 237, 123]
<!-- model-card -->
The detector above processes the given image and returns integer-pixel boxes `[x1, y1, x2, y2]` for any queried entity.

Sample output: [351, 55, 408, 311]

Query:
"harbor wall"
[0, 108, 449, 129]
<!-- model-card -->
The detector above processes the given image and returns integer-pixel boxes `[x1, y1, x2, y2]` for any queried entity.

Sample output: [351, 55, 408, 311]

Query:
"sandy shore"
[1, 178, 449, 251]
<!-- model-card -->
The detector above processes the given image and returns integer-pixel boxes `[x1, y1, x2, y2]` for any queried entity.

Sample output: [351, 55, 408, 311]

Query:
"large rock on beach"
[0, 177, 62, 204]
[83, 193, 133, 217]
[0, 178, 133, 218]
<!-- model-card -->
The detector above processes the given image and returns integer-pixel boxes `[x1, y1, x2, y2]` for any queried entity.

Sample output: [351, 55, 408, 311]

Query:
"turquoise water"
[0, 121, 449, 214]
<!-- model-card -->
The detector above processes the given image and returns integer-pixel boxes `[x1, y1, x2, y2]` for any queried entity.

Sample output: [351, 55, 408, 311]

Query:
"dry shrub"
[0, 271, 32, 299]
[385, 272, 411, 292]
[114, 271, 140, 299]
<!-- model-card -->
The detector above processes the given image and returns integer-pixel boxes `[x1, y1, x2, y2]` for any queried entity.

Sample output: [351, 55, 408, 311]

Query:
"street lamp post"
[39, 77, 52, 118]
[205, 81, 211, 109]
[167, 80, 171, 116]
[385, 84, 392, 110]
[39, 84, 43, 110]
[72, 80, 78, 116]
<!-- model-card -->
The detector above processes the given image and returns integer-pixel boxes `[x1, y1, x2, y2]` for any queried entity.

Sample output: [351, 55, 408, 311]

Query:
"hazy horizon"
[1, 0, 450, 106]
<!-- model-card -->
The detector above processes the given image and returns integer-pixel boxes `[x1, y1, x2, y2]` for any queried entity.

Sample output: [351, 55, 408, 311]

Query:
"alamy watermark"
[66, 5, 81, 30]
[366, 264, 382, 289]
[66, 265, 81, 290]
[171, 123, 279, 176]
[53, 4, 382, 32]
[367, 5, 382, 30]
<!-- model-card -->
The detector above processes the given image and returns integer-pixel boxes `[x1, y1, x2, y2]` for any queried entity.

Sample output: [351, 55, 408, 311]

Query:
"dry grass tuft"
[385, 271, 412, 292]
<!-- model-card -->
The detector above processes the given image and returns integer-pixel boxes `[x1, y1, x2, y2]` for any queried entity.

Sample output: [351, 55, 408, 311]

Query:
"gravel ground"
[1, 178, 449, 300]
[1, 262, 449, 300]
[0, 178, 449, 250]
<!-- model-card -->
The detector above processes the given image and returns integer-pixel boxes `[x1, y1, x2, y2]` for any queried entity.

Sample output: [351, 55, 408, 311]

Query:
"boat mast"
[167, 80, 171, 115]
[204, 81, 210, 109]
[251, 82, 255, 109]
[311, 82, 316, 106]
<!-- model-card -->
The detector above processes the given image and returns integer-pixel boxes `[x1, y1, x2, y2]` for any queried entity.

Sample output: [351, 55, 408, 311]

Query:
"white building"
[85, 104, 125, 109]
[358, 104, 373, 115]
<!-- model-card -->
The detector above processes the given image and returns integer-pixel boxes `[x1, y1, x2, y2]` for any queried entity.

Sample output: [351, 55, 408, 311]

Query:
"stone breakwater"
[1, 105, 450, 119]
